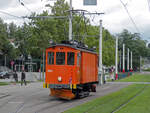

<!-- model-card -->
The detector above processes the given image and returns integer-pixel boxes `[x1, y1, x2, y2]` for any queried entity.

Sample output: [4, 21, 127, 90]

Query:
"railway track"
[0, 82, 129, 113]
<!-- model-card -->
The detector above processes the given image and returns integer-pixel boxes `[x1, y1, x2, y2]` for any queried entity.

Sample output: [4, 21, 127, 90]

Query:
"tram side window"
[56, 52, 65, 65]
[48, 52, 54, 65]
[77, 53, 81, 66]
[67, 52, 75, 65]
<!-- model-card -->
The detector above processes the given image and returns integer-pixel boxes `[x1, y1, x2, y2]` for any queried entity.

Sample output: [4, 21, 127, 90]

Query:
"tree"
[118, 29, 150, 70]
[0, 18, 7, 51]
[14, 23, 33, 58]
[25, 0, 116, 66]
[0, 18, 16, 66]
[118, 29, 148, 57]
[8, 22, 17, 39]
[84, 26, 115, 66]
[0, 0, 117, 67]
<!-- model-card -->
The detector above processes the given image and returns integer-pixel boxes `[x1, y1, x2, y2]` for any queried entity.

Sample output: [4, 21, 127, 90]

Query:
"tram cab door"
[77, 52, 81, 83]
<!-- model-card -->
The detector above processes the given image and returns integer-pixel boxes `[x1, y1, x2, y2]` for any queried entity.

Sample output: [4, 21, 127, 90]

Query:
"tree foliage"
[0, 0, 149, 68]
[118, 29, 149, 70]
[0, 19, 16, 59]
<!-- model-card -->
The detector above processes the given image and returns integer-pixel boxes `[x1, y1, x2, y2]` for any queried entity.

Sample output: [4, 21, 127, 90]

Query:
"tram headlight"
[58, 76, 62, 82]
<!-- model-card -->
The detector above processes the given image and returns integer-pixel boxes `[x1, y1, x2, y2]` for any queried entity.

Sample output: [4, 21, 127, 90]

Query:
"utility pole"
[140, 56, 142, 72]
[127, 48, 129, 72]
[123, 44, 125, 72]
[130, 51, 133, 71]
[81, 12, 104, 85]
[4, 55, 6, 67]
[99, 20, 103, 85]
[120, 51, 122, 72]
[42, 50, 45, 80]
[115, 36, 118, 80]
[127, 48, 130, 76]
[69, 0, 72, 40]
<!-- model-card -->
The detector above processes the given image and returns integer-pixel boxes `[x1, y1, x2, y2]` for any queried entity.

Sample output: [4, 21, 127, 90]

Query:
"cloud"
[0, 0, 150, 41]
[0, 0, 14, 9]
[0, 0, 48, 26]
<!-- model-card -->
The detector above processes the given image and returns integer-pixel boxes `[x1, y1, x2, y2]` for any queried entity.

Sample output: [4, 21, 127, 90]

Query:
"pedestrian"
[110, 67, 114, 81]
[21, 70, 26, 86]
[14, 71, 18, 83]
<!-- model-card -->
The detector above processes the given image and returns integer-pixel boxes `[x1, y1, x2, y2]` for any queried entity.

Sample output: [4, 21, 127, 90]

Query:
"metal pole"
[140, 56, 142, 72]
[115, 37, 118, 80]
[130, 51, 133, 71]
[42, 50, 45, 80]
[99, 20, 103, 85]
[22, 55, 24, 71]
[30, 59, 32, 72]
[123, 44, 125, 72]
[69, 0, 72, 40]
[127, 48, 129, 72]
[40, 59, 42, 80]
[19, 60, 20, 72]
[120, 51, 121, 72]
[4, 55, 6, 67]
[22, 59, 23, 71]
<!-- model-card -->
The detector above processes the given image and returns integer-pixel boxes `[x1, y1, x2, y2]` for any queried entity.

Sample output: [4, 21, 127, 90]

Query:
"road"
[0, 82, 130, 113]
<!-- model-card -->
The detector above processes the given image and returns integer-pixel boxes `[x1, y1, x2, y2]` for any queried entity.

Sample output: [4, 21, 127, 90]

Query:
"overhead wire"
[0, 10, 30, 25]
[82, 12, 89, 42]
[75, 13, 82, 40]
[0, 0, 34, 24]
[0, 10, 23, 19]
[119, 0, 140, 33]
[18, 0, 33, 14]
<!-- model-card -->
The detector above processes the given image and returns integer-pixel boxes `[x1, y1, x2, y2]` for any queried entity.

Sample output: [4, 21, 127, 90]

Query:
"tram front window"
[56, 52, 65, 65]
[67, 52, 74, 65]
[48, 52, 54, 65]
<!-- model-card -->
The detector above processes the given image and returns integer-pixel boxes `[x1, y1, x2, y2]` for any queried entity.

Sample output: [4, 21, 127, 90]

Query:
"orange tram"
[43, 41, 98, 100]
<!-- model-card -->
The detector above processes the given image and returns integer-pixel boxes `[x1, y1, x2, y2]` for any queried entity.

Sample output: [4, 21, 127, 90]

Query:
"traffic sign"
[83, 0, 97, 5]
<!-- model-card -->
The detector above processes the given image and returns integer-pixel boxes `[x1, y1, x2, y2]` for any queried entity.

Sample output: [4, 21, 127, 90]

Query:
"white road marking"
[8, 102, 23, 104]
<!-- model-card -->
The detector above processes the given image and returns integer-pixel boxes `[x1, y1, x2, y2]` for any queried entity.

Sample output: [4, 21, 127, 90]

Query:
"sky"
[0, 0, 150, 41]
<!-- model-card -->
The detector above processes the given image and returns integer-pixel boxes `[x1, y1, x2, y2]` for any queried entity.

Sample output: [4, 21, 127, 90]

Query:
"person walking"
[14, 71, 18, 83]
[110, 67, 115, 81]
[21, 70, 26, 86]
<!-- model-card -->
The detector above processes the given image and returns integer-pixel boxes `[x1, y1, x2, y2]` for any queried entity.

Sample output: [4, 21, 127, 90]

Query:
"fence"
[118, 72, 133, 80]
[0, 55, 43, 72]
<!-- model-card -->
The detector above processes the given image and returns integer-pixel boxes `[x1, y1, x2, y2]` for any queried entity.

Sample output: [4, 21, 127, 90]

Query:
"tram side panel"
[81, 52, 98, 84]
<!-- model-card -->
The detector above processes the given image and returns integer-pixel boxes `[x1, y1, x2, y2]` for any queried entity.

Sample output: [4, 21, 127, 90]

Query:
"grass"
[117, 74, 150, 82]
[10, 81, 31, 84]
[117, 85, 150, 113]
[0, 82, 9, 86]
[0, 81, 31, 86]
[64, 84, 149, 113]
[38, 79, 44, 82]
[143, 68, 150, 71]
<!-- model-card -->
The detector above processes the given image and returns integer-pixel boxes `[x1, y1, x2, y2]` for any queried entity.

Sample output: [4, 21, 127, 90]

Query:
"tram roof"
[47, 44, 97, 54]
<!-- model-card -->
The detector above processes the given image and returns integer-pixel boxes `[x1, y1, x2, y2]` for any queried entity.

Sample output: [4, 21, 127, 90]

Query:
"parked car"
[0, 66, 15, 79]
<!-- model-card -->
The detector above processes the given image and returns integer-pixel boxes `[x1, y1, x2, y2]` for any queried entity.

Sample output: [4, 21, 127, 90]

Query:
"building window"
[48, 52, 54, 65]
[67, 52, 75, 65]
[56, 52, 65, 65]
